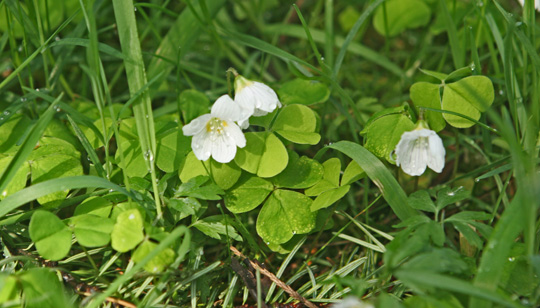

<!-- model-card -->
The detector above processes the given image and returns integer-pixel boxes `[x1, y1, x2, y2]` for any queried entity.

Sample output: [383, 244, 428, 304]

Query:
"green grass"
[0, 0, 539, 307]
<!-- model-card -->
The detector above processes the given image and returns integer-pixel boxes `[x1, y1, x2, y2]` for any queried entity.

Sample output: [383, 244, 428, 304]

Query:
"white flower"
[395, 126, 445, 176]
[331, 296, 374, 308]
[517, 0, 540, 11]
[182, 95, 246, 163]
[234, 75, 282, 129]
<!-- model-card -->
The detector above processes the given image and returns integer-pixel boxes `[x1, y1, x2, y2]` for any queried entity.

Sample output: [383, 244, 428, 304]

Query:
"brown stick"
[81, 292, 137, 308]
[230, 246, 318, 308]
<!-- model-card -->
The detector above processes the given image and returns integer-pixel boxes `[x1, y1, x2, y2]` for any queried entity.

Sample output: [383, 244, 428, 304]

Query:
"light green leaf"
[373, 0, 431, 37]
[235, 132, 288, 178]
[192, 217, 242, 242]
[74, 196, 113, 217]
[410, 82, 446, 132]
[178, 89, 211, 123]
[361, 109, 416, 163]
[70, 214, 114, 247]
[305, 158, 341, 196]
[111, 209, 144, 252]
[179, 152, 242, 190]
[0, 114, 31, 153]
[29, 211, 72, 261]
[271, 152, 323, 189]
[132, 240, 176, 273]
[311, 185, 350, 211]
[225, 176, 273, 213]
[341, 160, 366, 186]
[169, 197, 202, 220]
[0, 157, 29, 200]
[278, 79, 330, 105]
[19, 268, 71, 308]
[442, 76, 494, 128]
[156, 129, 190, 173]
[272, 105, 320, 145]
[256, 190, 316, 244]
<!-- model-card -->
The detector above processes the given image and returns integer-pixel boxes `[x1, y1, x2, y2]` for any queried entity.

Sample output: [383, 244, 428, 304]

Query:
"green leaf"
[156, 129, 190, 173]
[235, 132, 288, 178]
[0, 114, 31, 153]
[0, 157, 29, 200]
[329, 141, 418, 221]
[311, 185, 350, 211]
[192, 216, 242, 242]
[29, 211, 72, 261]
[256, 190, 316, 244]
[179, 152, 242, 190]
[436, 186, 470, 210]
[74, 196, 113, 217]
[0, 274, 19, 304]
[178, 89, 211, 123]
[402, 248, 469, 274]
[305, 158, 341, 196]
[30, 153, 83, 208]
[19, 268, 71, 308]
[225, 175, 273, 213]
[70, 214, 114, 247]
[445, 211, 491, 222]
[341, 160, 366, 186]
[271, 152, 323, 189]
[175, 175, 224, 200]
[169, 197, 202, 220]
[373, 0, 431, 37]
[132, 240, 176, 273]
[408, 190, 436, 213]
[442, 76, 494, 128]
[361, 109, 416, 162]
[111, 209, 144, 252]
[278, 79, 330, 105]
[272, 105, 320, 145]
[410, 82, 446, 132]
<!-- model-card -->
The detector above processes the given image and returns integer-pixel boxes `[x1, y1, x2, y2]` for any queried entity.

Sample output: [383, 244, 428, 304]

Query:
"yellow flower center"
[206, 117, 227, 136]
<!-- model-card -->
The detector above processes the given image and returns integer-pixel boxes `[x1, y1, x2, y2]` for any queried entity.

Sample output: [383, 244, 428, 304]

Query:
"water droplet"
[55, 36, 61, 41]
[21, 97, 27, 102]
[266, 242, 270, 245]
[35, 88, 40, 92]
[145, 115, 149, 118]
[109, 189, 114, 192]
[448, 191, 455, 196]
[4, 111, 10, 116]
[134, 7, 137, 11]
[292, 230, 297, 235]
[516, 21, 522, 27]
[129, 213, 136, 219]
[320, 57, 325, 61]
[475, 178, 480, 183]
[499, 89, 504, 95]
[55, 107, 61, 112]
[18, 45, 23, 52]
[0, 117, 3, 121]
[508, 257, 515, 262]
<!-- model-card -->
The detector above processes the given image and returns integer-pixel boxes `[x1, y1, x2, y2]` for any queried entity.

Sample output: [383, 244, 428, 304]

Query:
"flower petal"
[211, 134, 237, 163]
[211, 95, 242, 121]
[182, 114, 212, 136]
[427, 133, 445, 173]
[191, 132, 212, 161]
[224, 121, 246, 148]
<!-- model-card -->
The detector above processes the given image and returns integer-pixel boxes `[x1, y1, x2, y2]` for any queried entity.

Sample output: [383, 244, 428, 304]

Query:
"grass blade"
[328, 141, 417, 221]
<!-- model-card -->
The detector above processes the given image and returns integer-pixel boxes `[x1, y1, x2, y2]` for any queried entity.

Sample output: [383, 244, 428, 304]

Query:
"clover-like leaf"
[256, 190, 316, 244]
[341, 160, 366, 186]
[70, 214, 114, 247]
[132, 240, 176, 273]
[442, 76, 494, 128]
[410, 82, 446, 132]
[0, 157, 29, 200]
[111, 209, 144, 252]
[74, 196, 112, 217]
[235, 132, 288, 178]
[361, 107, 416, 163]
[408, 190, 436, 213]
[271, 152, 323, 189]
[272, 104, 320, 145]
[225, 175, 273, 213]
[278, 79, 330, 105]
[311, 185, 350, 211]
[29, 211, 72, 261]
[156, 129, 190, 173]
[179, 152, 242, 190]
[305, 158, 341, 196]
[373, 0, 431, 37]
